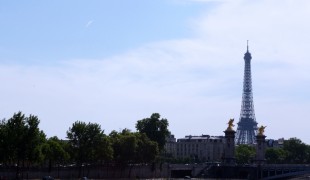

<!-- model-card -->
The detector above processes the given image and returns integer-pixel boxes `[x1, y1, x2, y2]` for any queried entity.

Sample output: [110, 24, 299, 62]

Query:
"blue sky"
[0, 0, 209, 63]
[1, 0, 310, 144]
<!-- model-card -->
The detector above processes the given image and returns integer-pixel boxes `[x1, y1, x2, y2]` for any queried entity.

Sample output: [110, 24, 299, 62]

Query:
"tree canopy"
[136, 113, 170, 152]
[109, 129, 159, 164]
[235, 144, 255, 164]
[265, 148, 286, 164]
[265, 138, 310, 164]
[0, 111, 166, 170]
[0, 112, 46, 165]
[66, 121, 113, 165]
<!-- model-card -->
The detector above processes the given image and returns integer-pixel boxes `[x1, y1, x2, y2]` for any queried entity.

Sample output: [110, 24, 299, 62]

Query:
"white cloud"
[1, 0, 310, 143]
[85, 20, 94, 28]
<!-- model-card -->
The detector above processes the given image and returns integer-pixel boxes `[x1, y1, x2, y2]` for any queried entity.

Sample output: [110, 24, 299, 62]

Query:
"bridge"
[169, 163, 310, 179]
[261, 164, 310, 179]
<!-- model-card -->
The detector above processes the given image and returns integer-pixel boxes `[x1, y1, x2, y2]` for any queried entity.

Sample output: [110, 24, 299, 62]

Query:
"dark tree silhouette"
[136, 113, 170, 152]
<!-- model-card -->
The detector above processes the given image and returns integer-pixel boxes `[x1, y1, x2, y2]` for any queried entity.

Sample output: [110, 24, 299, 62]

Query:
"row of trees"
[0, 112, 170, 176]
[265, 138, 310, 164]
[1, 111, 310, 170]
[235, 138, 310, 164]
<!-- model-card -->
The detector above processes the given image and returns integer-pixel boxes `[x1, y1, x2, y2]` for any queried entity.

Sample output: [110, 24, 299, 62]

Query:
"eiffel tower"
[235, 41, 258, 144]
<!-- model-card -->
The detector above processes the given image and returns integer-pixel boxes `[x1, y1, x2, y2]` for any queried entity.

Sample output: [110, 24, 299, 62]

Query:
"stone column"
[255, 126, 267, 165]
[223, 119, 236, 164]
[223, 129, 236, 164]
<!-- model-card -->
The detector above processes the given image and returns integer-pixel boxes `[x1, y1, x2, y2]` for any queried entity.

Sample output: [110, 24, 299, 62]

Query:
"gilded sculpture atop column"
[227, 118, 235, 131]
[258, 125, 266, 136]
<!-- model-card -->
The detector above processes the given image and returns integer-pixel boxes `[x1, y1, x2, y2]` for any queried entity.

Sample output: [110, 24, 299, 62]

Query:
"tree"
[66, 121, 112, 165]
[235, 144, 255, 164]
[0, 118, 7, 163]
[24, 114, 47, 165]
[109, 129, 159, 164]
[0, 112, 46, 178]
[135, 133, 159, 163]
[265, 148, 286, 164]
[110, 129, 138, 164]
[3, 112, 46, 164]
[92, 135, 113, 164]
[283, 138, 308, 163]
[136, 113, 170, 152]
[306, 146, 310, 163]
[41, 136, 70, 172]
[5, 112, 28, 165]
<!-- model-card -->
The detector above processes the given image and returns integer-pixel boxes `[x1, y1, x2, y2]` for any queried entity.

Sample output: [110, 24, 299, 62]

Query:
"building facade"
[170, 135, 225, 162]
[164, 134, 177, 156]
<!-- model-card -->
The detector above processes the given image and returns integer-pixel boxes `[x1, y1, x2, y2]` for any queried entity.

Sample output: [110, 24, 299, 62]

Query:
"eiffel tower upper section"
[235, 41, 258, 145]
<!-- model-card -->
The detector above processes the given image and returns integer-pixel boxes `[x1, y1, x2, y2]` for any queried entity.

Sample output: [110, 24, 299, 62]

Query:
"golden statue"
[258, 125, 266, 135]
[227, 118, 234, 131]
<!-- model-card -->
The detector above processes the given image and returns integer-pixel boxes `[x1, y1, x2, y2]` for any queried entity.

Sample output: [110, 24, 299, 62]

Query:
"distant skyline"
[1, 0, 310, 144]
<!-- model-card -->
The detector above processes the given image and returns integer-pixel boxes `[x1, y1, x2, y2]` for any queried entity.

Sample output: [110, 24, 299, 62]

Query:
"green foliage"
[0, 112, 46, 165]
[66, 121, 113, 164]
[265, 148, 286, 164]
[235, 144, 255, 164]
[265, 138, 310, 164]
[283, 137, 308, 163]
[109, 129, 159, 164]
[136, 133, 159, 163]
[0, 119, 7, 162]
[0, 112, 164, 167]
[24, 115, 47, 164]
[94, 135, 113, 162]
[42, 137, 70, 164]
[136, 113, 170, 152]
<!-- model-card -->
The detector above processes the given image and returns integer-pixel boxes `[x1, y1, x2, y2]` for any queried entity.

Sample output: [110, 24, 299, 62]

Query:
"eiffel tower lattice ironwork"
[235, 41, 258, 144]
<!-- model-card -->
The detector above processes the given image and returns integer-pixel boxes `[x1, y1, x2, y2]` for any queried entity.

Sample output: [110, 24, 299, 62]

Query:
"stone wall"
[0, 164, 170, 179]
